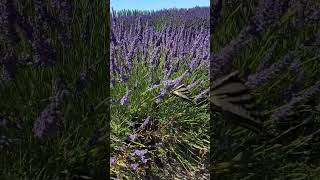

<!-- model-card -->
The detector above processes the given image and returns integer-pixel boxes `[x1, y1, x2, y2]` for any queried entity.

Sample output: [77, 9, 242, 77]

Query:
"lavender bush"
[110, 7, 210, 179]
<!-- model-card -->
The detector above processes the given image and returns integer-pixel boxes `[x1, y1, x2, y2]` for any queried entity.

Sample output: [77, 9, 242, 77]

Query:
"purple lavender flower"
[119, 66, 128, 82]
[187, 79, 204, 89]
[189, 58, 200, 73]
[211, 0, 288, 80]
[136, 16, 143, 41]
[130, 163, 139, 170]
[139, 116, 150, 130]
[149, 47, 160, 67]
[0, 0, 19, 45]
[135, 149, 147, 156]
[271, 80, 320, 122]
[164, 71, 189, 90]
[110, 156, 117, 165]
[120, 89, 130, 106]
[155, 91, 166, 104]
[190, 35, 201, 58]
[248, 0, 284, 35]
[154, 33, 163, 47]
[111, 79, 116, 87]
[33, 76, 69, 140]
[291, 1, 320, 29]
[131, 149, 149, 164]
[132, 149, 148, 160]
[246, 53, 294, 89]
[33, 102, 60, 140]
[31, 26, 56, 67]
[141, 157, 149, 164]
[128, 133, 137, 142]
[211, 28, 252, 80]
[56, 0, 73, 26]
[110, 47, 121, 74]
[164, 51, 172, 72]
[34, 0, 58, 30]
[110, 28, 118, 46]
[51, 0, 73, 47]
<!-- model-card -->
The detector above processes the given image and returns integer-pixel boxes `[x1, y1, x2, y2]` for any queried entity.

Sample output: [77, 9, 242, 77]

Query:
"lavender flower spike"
[139, 116, 150, 130]
[271, 80, 320, 122]
[245, 53, 294, 89]
[128, 133, 137, 142]
[120, 89, 130, 106]
[33, 76, 69, 140]
[110, 156, 117, 165]
[33, 102, 60, 140]
[130, 163, 139, 170]
[132, 149, 148, 159]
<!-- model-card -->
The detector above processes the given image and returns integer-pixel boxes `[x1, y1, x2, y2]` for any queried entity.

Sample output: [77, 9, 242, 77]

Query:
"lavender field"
[1, 0, 108, 179]
[110, 7, 210, 179]
[212, 0, 320, 179]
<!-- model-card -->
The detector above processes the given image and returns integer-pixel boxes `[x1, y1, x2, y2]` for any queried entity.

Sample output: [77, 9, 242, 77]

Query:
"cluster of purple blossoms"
[1, 0, 74, 68]
[131, 149, 149, 164]
[245, 53, 295, 89]
[111, 9, 209, 106]
[120, 88, 130, 107]
[33, 77, 69, 140]
[0, 0, 19, 45]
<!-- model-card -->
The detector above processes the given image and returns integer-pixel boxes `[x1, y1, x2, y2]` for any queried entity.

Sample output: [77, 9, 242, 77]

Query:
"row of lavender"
[110, 13, 209, 105]
[111, 7, 209, 31]
[213, 0, 320, 128]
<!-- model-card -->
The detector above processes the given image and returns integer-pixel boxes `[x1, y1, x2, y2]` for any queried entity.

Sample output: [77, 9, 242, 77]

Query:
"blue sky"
[110, 0, 209, 11]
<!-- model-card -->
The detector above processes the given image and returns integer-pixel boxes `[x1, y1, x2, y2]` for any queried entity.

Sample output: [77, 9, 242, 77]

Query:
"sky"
[110, 0, 209, 11]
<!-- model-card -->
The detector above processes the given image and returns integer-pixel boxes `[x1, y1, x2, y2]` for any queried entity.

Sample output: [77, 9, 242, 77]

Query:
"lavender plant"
[111, 7, 209, 179]
[212, 0, 320, 179]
